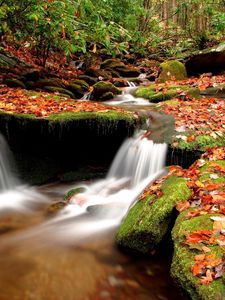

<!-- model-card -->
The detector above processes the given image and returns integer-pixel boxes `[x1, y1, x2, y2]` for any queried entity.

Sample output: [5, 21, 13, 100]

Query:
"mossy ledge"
[171, 213, 225, 300]
[116, 176, 191, 253]
[0, 110, 143, 184]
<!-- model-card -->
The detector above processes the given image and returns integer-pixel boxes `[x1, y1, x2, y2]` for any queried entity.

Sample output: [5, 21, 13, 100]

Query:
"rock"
[157, 60, 187, 83]
[114, 66, 140, 78]
[135, 84, 200, 103]
[4, 78, 26, 89]
[200, 84, 225, 96]
[34, 78, 66, 89]
[77, 75, 97, 85]
[67, 83, 84, 98]
[85, 68, 112, 80]
[46, 201, 67, 215]
[116, 176, 191, 253]
[70, 79, 89, 91]
[100, 92, 114, 101]
[185, 44, 225, 76]
[44, 86, 75, 98]
[22, 69, 40, 81]
[0, 53, 17, 68]
[100, 58, 125, 69]
[171, 212, 225, 300]
[92, 81, 121, 101]
[64, 187, 86, 201]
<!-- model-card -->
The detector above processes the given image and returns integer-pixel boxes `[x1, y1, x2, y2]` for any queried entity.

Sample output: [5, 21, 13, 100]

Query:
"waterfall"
[38, 131, 167, 243]
[0, 134, 18, 190]
[0, 134, 47, 212]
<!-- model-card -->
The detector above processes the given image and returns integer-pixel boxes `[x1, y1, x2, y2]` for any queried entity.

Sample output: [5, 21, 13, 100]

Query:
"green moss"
[116, 176, 191, 253]
[176, 135, 225, 152]
[63, 187, 86, 201]
[44, 86, 75, 98]
[92, 81, 121, 100]
[135, 85, 199, 103]
[171, 213, 225, 300]
[157, 60, 187, 83]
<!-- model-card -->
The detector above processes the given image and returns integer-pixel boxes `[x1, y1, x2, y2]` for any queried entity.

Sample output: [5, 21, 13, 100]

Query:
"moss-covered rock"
[43, 86, 75, 98]
[77, 75, 97, 85]
[63, 187, 86, 201]
[157, 60, 187, 83]
[35, 78, 65, 89]
[92, 81, 121, 101]
[134, 85, 200, 103]
[4, 78, 26, 89]
[67, 84, 84, 99]
[171, 213, 225, 300]
[46, 201, 67, 215]
[70, 79, 89, 91]
[85, 68, 112, 80]
[116, 176, 191, 253]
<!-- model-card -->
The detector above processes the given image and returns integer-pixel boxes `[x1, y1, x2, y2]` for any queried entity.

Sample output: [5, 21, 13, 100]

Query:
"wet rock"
[157, 60, 187, 83]
[64, 187, 86, 201]
[116, 176, 191, 253]
[100, 92, 114, 101]
[92, 81, 121, 101]
[46, 201, 67, 215]
[34, 78, 66, 89]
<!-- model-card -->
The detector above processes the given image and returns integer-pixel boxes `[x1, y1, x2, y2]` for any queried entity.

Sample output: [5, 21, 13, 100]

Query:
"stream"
[0, 87, 186, 300]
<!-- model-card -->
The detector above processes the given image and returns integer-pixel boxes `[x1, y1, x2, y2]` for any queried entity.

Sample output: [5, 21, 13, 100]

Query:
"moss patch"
[171, 213, 225, 300]
[134, 85, 199, 103]
[116, 176, 191, 253]
[157, 60, 187, 83]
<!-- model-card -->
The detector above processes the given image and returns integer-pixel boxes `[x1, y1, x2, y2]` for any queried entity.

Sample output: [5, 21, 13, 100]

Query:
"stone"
[157, 60, 187, 83]
[4, 78, 26, 89]
[77, 75, 97, 85]
[44, 86, 75, 98]
[92, 81, 121, 101]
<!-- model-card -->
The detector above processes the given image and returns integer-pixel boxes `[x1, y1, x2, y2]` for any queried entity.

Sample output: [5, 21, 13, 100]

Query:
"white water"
[0, 134, 47, 213]
[32, 130, 168, 243]
[105, 86, 151, 106]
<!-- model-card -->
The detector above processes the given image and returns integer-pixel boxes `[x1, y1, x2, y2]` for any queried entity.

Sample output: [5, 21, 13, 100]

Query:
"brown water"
[0, 183, 186, 300]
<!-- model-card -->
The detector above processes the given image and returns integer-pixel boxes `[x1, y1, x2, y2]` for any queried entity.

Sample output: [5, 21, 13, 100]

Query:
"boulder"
[114, 66, 140, 78]
[44, 86, 75, 98]
[67, 84, 84, 99]
[185, 44, 225, 76]
[92, 81, 121, 101]
[85, 68, 112, 80]
[157, 60, 187, 83]
[70, 79, 89, 91]
[116, 176, 191, 253]
[100, 58, 125, 69]
[77, 75, 97, 85]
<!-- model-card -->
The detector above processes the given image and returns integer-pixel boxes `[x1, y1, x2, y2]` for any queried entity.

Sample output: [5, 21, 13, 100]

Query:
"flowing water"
[0, 92, 185, 299]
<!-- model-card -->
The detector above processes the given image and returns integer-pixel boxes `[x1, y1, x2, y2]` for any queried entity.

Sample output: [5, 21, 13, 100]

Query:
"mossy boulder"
[157, 60, 187, 83]
[4, 78, 26, 89]
[116, 176, 191, 253]
[92, 81, 122, 101]
[63, 187, 86, 201]
[35, 78, 66, 89]
[43, 86, 75, 98]
[70, 79, 89, 91]
[135, 84, 200, 103]
[77, 75, 97, 85]
[200, 84, 225, 96]
[85, 68, 112, 80]
[67, 84, 84, 99]
[171, 213, 225, 300]
[46, 201, 67, 216]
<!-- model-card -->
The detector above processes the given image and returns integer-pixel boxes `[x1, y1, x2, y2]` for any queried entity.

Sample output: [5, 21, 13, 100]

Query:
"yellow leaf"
[92, 44, 97, 53]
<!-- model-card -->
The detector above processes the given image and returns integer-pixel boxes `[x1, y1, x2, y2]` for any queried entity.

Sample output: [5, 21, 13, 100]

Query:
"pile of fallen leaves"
[161, 96, 225, 146]
[174, 147, 225, 285]
[0, 85, 130, 117]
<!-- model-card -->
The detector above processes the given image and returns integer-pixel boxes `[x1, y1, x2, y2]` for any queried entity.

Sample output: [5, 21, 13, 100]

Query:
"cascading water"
[0, 134, 47, 212]
[28, 130, 168, 243]
[0, 134, 18, 190]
